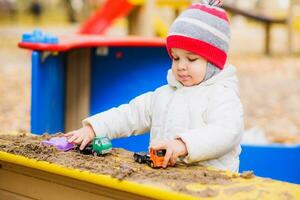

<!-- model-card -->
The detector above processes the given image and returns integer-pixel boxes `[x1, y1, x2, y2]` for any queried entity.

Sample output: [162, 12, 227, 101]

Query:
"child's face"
[171, 48, 207, 87]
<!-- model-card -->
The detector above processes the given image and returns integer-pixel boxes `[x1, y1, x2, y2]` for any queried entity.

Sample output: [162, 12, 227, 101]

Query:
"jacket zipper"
[161, 89, 178, 136]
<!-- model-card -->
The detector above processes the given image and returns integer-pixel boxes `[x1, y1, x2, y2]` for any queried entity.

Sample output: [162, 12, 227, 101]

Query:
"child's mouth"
[178, 75, 190, 80]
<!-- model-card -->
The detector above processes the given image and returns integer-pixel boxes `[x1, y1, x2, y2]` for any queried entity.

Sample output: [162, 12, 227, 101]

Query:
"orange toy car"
[133, 148, 171, 168]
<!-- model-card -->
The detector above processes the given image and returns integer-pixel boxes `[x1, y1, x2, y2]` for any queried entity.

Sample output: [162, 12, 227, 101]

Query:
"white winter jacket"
[83, 64, 244, 172]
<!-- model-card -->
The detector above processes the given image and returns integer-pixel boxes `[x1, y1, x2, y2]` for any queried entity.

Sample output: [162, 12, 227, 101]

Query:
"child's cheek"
[171, 67, 178, 78]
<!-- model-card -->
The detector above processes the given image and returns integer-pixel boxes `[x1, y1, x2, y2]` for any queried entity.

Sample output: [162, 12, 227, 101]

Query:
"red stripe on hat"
[166, 35, 227, 69]
[189, 4, 228, 22]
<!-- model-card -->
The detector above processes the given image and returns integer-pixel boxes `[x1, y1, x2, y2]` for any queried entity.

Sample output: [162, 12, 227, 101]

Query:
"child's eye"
[173, 57, 179, 61]
[188, 58, 198, 62]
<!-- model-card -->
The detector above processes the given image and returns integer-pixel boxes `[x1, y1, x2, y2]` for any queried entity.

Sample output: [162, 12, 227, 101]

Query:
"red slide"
[79, 0, 134, 34]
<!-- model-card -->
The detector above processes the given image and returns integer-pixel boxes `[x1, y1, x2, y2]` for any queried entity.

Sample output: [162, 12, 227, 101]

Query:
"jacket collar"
[167, 64, 238, 91]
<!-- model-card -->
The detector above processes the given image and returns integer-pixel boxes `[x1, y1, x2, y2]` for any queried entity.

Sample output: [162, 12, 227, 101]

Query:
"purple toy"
[41, 137, 74, 151]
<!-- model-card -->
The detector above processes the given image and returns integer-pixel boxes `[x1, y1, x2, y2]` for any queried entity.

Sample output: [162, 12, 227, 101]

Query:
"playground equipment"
[79, 0, 190, 37]
[222, 3, 287, 55]
[223, 1, 300, 54]
[79, 0, 134, 34]
[19, 31, 170, 153]
[1, 151, 300, 199]
[18, 31, 300, 184]
[240, 144, 300, 184]
[79, 0, 300, 53]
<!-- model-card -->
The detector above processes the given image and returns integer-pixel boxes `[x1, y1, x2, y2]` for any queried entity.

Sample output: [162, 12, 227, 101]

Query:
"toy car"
[76, 136, 112, 156]
[133, 148, 170, 168]
[133, 152, 149, 164]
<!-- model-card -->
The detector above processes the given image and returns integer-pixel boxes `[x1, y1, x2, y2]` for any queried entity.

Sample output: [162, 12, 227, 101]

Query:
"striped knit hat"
[166, 0, 230, 70]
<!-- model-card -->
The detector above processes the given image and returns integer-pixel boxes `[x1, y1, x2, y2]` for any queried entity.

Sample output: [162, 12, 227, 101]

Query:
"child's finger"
[163, 148, 172, 168]
[73, 135, 84, 144]
[63, 131, 75, 138]
[80, 137, 91, 150]
[67, 134, 79, 143]
[170, 155, 177, 166]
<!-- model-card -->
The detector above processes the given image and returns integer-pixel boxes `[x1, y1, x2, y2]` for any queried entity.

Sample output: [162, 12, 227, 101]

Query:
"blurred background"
[0, 0, 300, 144]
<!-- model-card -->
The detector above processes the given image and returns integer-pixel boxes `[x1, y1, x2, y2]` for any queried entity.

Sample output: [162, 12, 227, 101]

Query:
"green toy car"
[76, 136, 112, 156]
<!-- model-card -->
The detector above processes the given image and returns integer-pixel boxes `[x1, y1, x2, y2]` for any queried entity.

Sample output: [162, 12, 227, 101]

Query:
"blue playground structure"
[240, 144, 300, 184]
[19, 30, 300, 184]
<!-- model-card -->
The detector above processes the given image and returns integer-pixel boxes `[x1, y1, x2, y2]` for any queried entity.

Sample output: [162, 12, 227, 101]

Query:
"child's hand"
[64, 125, 96, 150]
[151, 138, 188, 168]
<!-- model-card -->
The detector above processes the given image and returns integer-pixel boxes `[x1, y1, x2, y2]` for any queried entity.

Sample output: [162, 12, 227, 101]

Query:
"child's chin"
[178, 79, 195, 87]
[182, 82, 193, 87]
[182, 80, 202, 87]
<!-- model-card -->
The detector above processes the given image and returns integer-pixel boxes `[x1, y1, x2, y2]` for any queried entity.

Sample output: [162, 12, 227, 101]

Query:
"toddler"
[65, 0, 244, 172]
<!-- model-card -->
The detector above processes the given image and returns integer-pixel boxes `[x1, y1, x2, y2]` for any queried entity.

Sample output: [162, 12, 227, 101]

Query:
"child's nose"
[178, 61, 187, 70]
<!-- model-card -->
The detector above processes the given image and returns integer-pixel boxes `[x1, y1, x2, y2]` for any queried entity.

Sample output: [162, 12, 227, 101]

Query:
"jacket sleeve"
[82, 92, 153, 139]
[178, 87, 244, 163]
